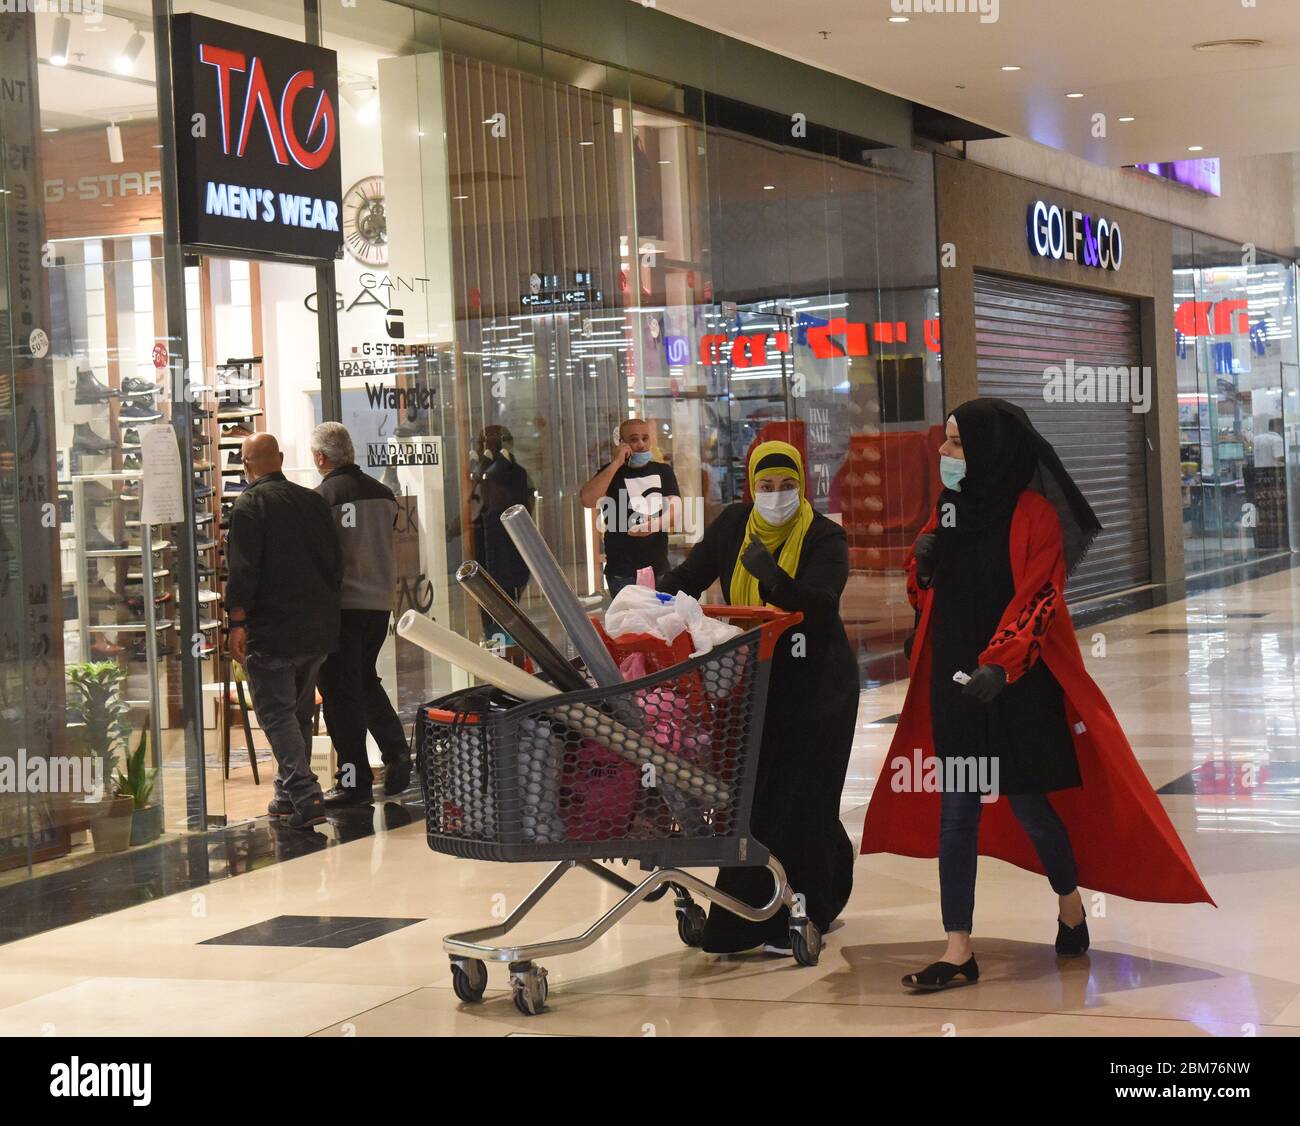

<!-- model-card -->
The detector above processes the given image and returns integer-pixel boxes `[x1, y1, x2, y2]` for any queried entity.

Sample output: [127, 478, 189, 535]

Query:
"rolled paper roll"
[396, 610, 553, 700]
[456, 561, 589, 693]
[500, 504, 625, 688]
[396, 609, 727, 806]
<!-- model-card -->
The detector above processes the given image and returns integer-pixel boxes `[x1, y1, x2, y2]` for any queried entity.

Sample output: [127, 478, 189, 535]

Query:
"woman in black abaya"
[657, 440, 858, 954]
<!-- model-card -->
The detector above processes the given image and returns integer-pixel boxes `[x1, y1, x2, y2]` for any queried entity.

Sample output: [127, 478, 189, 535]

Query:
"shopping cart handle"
[700, 605, 803, 663]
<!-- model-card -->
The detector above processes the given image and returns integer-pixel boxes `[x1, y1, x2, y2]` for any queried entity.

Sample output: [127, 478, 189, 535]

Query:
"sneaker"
[226, 449, 243, 467]
[75, 369, 116, 404]
[122, 428, 141, 449]
[217, 407, 263, 422]
[193, 483, 214, 499]
[119, 400, 164, 422]
[267, 795, 293, 818]
[78, 480, 117, 504]
[221, 422, 253, 439]
[382, 756, 412, 796]
[73, 423, 116, 453]
[224, 479, 248, 494]
[119, 376, 162, 398]
[123, 452, 142, 471]
[286, 796, 328, 829]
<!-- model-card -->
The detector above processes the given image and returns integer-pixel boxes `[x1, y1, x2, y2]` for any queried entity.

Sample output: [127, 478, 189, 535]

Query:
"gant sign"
[1028, 199, 1122, 272]
[172, 15, 343, 261]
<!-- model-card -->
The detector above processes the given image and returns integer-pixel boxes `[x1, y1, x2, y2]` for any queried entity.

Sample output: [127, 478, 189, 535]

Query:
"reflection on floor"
[2, 565, 1300, 1036]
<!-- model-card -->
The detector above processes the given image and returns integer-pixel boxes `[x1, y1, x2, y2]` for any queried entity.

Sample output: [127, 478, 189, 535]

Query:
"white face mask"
[755, 490, 800, 526]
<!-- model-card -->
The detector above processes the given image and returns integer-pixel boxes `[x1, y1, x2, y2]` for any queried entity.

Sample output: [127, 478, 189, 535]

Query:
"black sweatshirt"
[225, 471, 343, 657]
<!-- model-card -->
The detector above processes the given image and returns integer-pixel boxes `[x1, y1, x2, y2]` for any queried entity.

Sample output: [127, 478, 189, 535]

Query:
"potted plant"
[65, 660, 131, 800]
[89, 785, 135, 853]
[119, 730, 162, 846]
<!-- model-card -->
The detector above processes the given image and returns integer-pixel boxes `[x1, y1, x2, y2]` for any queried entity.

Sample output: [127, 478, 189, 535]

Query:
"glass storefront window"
[1174, 230, 1299, 575]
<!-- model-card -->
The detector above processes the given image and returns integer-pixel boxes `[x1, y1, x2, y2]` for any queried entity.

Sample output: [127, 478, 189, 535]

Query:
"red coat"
[860, 490, 1214, 906]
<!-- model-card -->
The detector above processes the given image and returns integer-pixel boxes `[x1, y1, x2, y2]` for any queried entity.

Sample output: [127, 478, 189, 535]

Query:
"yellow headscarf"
[730, 440, 815, 607]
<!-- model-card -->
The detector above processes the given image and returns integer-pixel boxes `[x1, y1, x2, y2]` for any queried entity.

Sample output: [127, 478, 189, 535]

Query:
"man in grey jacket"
[311, 422, 411, 805]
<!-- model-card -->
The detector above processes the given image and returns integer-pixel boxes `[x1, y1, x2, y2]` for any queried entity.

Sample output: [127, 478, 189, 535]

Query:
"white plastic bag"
[604, 585, 742, 657]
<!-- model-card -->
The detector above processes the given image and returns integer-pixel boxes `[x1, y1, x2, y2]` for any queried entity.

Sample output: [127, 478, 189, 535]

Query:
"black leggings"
[939, 789, 1078, 933]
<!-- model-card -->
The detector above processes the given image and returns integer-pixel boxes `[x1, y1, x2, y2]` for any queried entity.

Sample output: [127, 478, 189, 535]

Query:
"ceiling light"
[453, 195, 468, 200]
[579, 140, 594, 146]
[889, 15, 909, 21]
[51, 16, 71, 66]
[1188, 145, 1204, 152]
[763, 184, 775, 190]
[1119, 116, 1136, 123]
[1192, 38, 1263, 52]
[42, 127, 59, 134]
[657, 159, 671, 164]
[1066, 92, 1084, 99]
[115, 29, 145, 74]
[1001, 65, 1021, 72]
[106, 122, 124, 164]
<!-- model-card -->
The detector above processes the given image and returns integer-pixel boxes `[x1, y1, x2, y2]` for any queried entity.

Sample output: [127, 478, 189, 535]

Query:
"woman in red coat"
[860, 398, 1213, 992]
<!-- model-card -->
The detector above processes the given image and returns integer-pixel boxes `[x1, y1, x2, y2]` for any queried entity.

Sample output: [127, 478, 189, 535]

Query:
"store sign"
[171, 15, 344, 261]
[367, 440, 440, 468]
[521, 270, 602, 309]
[1028, 200, 1122, 271]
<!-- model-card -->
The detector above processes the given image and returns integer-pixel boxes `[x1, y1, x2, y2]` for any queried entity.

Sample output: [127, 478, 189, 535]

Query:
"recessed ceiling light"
[453, 195, 468, 200]
[763, 184, 776, 190]
[1188, 145, 1204, 152]
[42, 127, 59, 133]
[889, 15, 909, 21]
[1119, 116, 1136, 123]
[1066, 93, 1084, 99]
[657, 159, 671, 164]
[579, 140, 594, 146]
[1001, 65, 1021, 72]
[1192, 38, 1263, 52]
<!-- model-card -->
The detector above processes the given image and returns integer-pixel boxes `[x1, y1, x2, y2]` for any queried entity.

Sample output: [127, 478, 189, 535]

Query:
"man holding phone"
[580, 418, 681, 597]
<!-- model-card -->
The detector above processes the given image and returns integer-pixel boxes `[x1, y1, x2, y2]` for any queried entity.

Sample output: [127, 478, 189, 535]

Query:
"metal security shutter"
[973, 273, 1150, 601]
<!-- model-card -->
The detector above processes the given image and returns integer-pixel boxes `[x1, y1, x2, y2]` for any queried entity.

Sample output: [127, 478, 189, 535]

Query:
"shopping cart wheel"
[791, 924, 822, 967]
[510, 963, 549, 1016]
[676, 903, 707, 947]
[450, 958, 488, 1003]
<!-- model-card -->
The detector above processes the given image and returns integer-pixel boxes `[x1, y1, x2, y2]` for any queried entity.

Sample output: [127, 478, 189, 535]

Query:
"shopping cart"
[416, 607, 819, 1015]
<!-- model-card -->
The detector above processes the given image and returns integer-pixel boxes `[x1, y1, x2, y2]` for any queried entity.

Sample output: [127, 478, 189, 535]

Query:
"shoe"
[901, 955, 980, 992]
[761, 939, 794, 956]
[196, 563, 214, 579]
[121, 428, 141, 449]
[217, 407, 263, 421]
[75, 369, 116, 404]
[286, 797, 328, 829]
[119, 376, 162, 398]
[73, 423, 116, 453]
[382, 756, 412, 796]
[226, 449, 243, 467]
[126, 591, 172, 615]
[267, 795, 293, 818]
[195, 536, 216, 550]
[75, 480, 117, 504]
[224, 479, 247, 494]
[85, 526, 126, 552]
[221, 422, 253, 439]
[123, 452, 142, 471]
[119, 400, 164, 422]
[323, 785, 374, 807]
[194, 483, 214, 499]
[1055, 913, 1090, 957]
[90, 638, 125, 658]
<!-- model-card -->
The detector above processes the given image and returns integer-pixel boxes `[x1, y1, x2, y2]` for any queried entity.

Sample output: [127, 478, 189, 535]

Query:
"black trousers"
[317, 609, 409, 790]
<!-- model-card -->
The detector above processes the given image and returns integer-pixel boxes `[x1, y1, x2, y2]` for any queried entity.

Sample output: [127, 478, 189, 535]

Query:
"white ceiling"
[652, 0, 1300, 165]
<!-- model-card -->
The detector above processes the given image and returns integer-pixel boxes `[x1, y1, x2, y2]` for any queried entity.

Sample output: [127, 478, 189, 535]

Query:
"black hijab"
[934, 398, 1102, 575]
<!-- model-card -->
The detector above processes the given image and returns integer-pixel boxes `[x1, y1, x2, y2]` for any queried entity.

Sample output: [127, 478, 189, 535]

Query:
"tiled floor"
[3, 567, 1299, 1037]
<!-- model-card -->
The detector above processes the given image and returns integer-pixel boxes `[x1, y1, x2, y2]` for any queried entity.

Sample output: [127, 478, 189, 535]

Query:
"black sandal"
[1055, 915, 1090, 957]
[901, 955, 980, 992]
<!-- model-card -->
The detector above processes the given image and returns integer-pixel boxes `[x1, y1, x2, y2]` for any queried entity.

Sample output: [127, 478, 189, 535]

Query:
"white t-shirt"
[1253, 430, 1284, 468]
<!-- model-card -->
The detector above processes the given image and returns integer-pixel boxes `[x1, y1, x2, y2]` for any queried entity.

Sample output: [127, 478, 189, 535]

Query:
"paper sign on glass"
[140, 425, 185, 526]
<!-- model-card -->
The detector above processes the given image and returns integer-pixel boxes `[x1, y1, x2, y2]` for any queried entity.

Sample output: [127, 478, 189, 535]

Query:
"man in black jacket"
[310, 422, 410, 805]
[226, 432, 342, 829]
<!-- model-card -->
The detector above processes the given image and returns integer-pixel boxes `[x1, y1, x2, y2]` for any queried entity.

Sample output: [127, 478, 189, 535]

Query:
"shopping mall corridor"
[2, 569, 1299, 1038]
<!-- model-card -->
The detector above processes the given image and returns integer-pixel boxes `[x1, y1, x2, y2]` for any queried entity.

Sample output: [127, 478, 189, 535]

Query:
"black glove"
[740, 539, 783, 587]
[914, 532, 938, 586]
[962, 664, 1007, 704]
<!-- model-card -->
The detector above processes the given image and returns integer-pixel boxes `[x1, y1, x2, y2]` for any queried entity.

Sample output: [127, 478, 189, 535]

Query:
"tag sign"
[1028, 200, 1122, 271]
[140, 425, 185, 525]
[171, 15, 344, 262]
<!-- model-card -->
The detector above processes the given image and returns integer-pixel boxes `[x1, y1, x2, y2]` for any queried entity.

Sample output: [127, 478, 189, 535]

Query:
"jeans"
[317, 609, 410, 791]
[939, 788, 1078, 934]
[243, 651, 326, 809]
